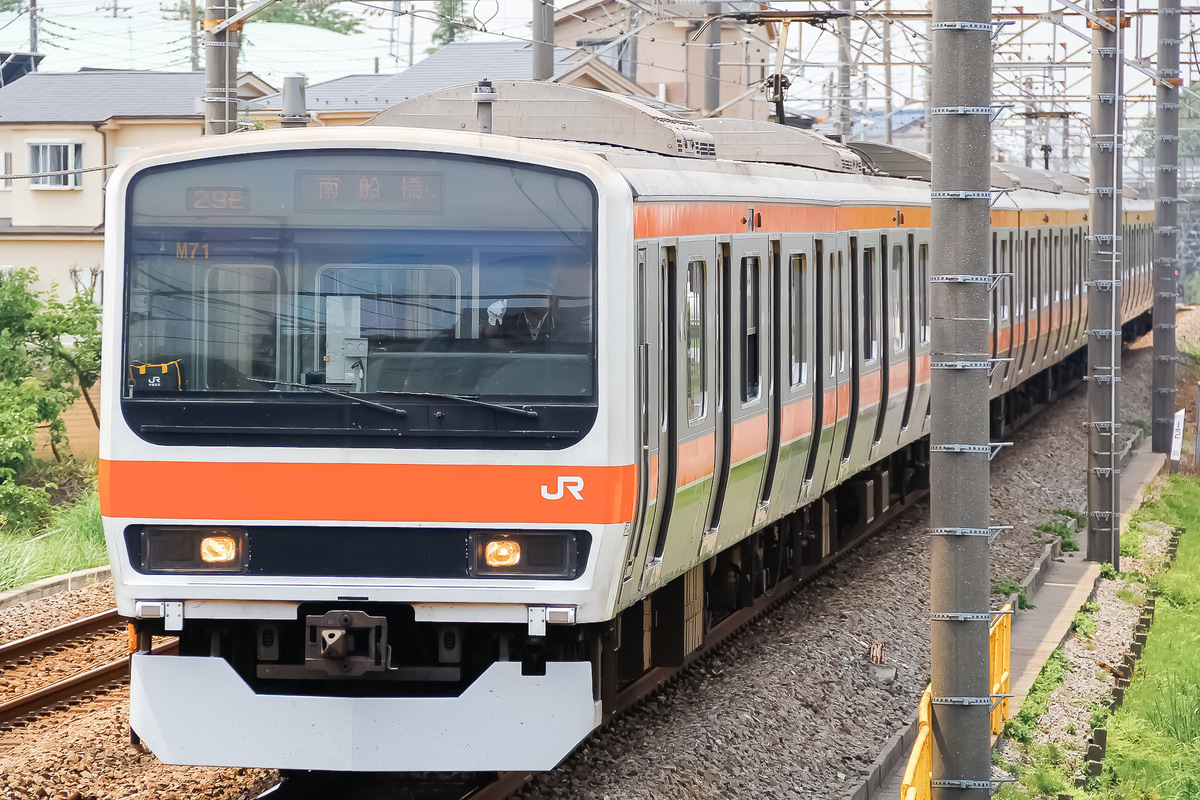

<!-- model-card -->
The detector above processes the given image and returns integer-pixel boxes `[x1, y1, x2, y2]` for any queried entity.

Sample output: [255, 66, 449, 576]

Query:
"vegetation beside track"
[0, 468, 103, 593]
[995, 475, 1200, 799]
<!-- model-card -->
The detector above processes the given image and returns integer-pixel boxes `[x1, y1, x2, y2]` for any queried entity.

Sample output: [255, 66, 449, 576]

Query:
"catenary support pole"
[1086, 0, 1123, 568]
[532, 0, 553, 81]
[190, 0, 199, 71]
[883, 0, 894, 144]
[204, 0, 237, 135]
[837, 0, 852, 139]
[1152, 0, 1181, 452]
[704, 2, 721, 115]
[928, 0, 994, 796]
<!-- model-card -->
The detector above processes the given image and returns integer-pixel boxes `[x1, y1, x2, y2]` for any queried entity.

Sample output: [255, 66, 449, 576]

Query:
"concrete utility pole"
[1152, 0, 1181, 453]
[837, 0, 852, 139]
[204, 0, 238, 135]
[923, 0, 932, 153]
[531, 0, 553, 80]
[1086, 0, 1124, 567]
[190, 0, 199, 71]
[883, 0, 894, 144]
[704, 1, 721, 115]
[928, 0, 995, 795]
[29, 0, 37, 56]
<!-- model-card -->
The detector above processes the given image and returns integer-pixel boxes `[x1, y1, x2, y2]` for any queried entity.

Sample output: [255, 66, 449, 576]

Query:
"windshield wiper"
[248, 378, 407, 417]
[377, 390, 539, 419]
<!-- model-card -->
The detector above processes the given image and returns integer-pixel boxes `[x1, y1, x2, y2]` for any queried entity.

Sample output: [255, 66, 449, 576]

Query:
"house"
[0, 69, 272, 297]
[553, 0, 774, 120]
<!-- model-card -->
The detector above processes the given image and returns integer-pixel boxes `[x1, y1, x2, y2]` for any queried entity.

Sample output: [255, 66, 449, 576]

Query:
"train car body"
[100, 85, 1152, 771]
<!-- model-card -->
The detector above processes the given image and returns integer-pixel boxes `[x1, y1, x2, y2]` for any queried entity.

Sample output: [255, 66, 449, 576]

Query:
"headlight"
[142, 526, 248, 574]
[471, 531, 578, 578]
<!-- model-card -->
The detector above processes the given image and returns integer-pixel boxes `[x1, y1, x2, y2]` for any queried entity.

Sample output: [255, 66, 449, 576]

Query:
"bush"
[0, 268, 100, 530]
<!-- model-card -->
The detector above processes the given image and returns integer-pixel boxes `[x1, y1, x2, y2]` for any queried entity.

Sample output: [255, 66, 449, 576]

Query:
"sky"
[1, 0, 541, 75]
[1, 0, 1192, 172]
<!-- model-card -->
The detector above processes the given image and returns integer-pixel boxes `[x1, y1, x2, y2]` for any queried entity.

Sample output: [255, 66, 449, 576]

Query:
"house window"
[29, 143, 83, 188]
[2, 152, 11, 189]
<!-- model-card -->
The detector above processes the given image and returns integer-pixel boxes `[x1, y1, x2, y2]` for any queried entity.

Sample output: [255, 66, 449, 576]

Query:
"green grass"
[0, 489, 106, 593]
[1054, 508, 1085, 525]
[1003, 649, 1069, 745]
[1125, 419, 1151, 436]
[1037, 520, 1080, 552]
[994, 477, 1200, 800]
[1092, 477, 1200, 799]
[995, 579, 1034, 610]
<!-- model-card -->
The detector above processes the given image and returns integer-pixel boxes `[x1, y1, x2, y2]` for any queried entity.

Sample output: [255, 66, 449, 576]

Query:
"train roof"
[367, 82, 1093, 202]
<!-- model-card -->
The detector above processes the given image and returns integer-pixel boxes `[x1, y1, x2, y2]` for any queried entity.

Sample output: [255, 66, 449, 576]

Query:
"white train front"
[100, 85, 1153, 772]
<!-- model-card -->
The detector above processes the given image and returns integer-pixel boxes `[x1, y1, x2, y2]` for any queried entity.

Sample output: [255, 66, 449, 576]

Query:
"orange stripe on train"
[100, 460, 637, 525]
[633, 204, 931, 238]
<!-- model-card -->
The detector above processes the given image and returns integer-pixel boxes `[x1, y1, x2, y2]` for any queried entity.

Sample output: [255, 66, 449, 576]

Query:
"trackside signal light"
[485, 539, 521, 567]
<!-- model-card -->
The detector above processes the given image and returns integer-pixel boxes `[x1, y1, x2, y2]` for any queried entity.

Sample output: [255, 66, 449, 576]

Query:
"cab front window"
[122, 150, 598, 449]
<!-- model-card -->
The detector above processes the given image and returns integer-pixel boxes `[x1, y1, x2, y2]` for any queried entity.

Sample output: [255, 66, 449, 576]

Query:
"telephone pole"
[190, 0, 199, 71]
[1086, 0, 1124, 567]
[532, 0, 553, 80]
[928, 0, 995, 794]
[1152, 0, 1181, 452]
[204, 0, 238, 135]
[29, 0, 38, 56]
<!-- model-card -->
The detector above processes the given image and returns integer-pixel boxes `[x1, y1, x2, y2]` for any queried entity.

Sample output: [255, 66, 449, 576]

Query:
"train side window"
[1027, 236, 1036, 313]
[999, 238, 1010, 321]
[862, 246, 877, 361]
[789, 253, 807, 386]
[741, 256, 761, 402]
[918, 243, 929, 344]
[685, 259, 707, 423]
[890, 243, 905, 352]
[1042, 235, 1050, 308]
[836, 250, 846, 371]
[1077, 230, 1083, 298]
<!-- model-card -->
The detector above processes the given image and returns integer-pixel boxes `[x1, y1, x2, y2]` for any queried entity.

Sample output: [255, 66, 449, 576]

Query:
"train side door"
[619, 244, 663, 603]
[910, 234, 932, 436]
[711, 233, 770, 552]
[775, 235, 816, 512]
[643, 238, 717, 589]
[822, 233, 853, 489]
[810, 235, 846, 494]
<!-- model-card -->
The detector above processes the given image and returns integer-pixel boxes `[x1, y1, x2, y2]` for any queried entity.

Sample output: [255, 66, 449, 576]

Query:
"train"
[100, 82, 1154, 771]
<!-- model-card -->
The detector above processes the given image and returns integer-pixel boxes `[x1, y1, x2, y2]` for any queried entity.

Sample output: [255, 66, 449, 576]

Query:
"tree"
[428, 0, 464, 52]
[0, 268, 101, 533]
[251, 0, 362, 34]
[0, 0, 23, 13]
[162, 0, 362, 34]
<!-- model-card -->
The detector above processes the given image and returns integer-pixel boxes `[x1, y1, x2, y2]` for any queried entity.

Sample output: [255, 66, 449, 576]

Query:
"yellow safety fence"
[899, 603, 1012, 800]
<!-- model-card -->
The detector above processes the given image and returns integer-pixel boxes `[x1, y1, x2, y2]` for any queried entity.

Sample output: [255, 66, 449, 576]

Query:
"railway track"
[0, 609, 176, 729]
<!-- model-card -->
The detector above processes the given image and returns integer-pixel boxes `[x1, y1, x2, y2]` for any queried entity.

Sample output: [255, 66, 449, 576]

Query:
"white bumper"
[131, 654, 601, 771]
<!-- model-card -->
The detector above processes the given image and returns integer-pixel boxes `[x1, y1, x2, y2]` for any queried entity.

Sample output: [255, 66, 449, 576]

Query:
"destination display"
[295, 171, 443, 213]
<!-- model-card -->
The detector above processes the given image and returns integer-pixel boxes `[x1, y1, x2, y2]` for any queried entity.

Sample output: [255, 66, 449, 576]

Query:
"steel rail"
[0, 609, 123, 667]
[0, 639, 177, 727]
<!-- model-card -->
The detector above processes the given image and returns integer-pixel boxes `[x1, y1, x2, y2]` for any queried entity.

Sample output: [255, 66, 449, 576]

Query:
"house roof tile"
[0, 70, 205, 123]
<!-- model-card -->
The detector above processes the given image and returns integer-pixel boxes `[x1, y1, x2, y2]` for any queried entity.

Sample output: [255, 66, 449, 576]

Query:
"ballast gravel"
[0, 311, 1188, 800]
